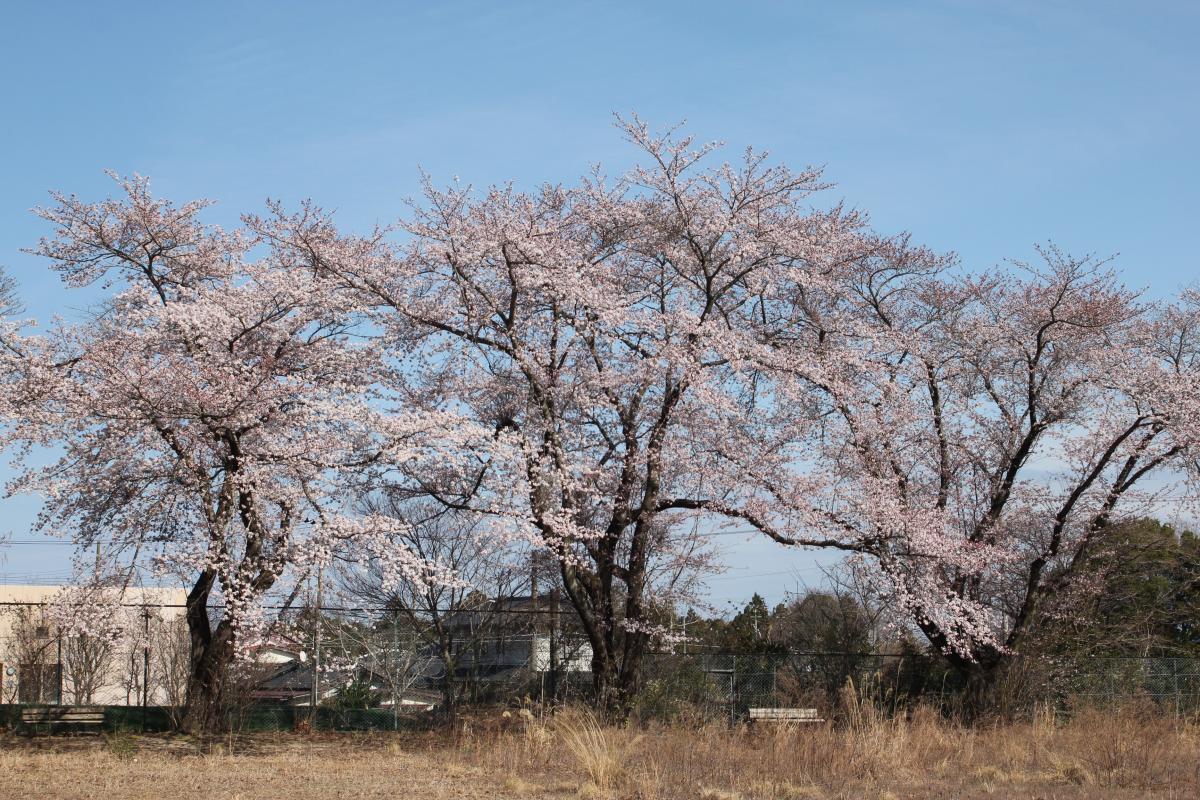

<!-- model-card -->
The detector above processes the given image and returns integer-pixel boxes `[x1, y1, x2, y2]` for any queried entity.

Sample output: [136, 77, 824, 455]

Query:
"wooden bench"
[748, 707, 824, 723]
[20, 705, 106, 735]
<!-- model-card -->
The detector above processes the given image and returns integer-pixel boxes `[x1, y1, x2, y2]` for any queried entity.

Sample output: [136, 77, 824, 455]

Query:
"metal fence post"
[730, 655, 737, 726]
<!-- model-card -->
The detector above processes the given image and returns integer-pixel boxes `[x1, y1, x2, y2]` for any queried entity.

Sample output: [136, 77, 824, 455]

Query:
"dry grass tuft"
[746, 780, 826, 799]
[552, 707, 640, 794]
[1047, 755, 1095, 786]
[697, 787, 741, 800]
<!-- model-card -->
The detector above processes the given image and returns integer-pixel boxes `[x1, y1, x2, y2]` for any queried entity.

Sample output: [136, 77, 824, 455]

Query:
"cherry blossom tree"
[0, 177, 457, 732]
[50, 586, 128, 705]
[759, 248, 1200, 701]
[248, 118, 929, 715]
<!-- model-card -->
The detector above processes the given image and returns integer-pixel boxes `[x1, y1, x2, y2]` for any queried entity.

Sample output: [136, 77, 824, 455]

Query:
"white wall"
[0, 584, 187, 706]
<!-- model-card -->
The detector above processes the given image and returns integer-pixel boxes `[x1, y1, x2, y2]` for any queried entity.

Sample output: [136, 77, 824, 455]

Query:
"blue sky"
[1, 1, 1197, 606]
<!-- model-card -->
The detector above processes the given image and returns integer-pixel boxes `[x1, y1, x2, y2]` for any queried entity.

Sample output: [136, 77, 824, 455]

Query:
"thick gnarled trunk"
[589, 647, 646, 721]
[180, 622, 234, 734]
[179, 569, 234, 735]
[562, 558, 650, 722]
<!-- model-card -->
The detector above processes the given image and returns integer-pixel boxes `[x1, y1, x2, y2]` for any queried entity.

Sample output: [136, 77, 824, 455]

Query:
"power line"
[4, 500, 1197, 550]
[0, 599, 725, 617]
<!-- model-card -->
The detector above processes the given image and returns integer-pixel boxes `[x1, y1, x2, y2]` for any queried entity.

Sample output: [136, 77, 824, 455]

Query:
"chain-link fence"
[633, 652, 1200, 722]
[3, 653, 1200, 732]
[1017, 655, 1200, 716]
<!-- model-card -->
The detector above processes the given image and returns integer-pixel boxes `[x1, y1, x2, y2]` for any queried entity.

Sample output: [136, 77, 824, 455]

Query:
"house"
[440, 594, 592, 683]
[248, 651, 439, 712]
[0, 583, 187, 705]
[246, 594, 594, 709]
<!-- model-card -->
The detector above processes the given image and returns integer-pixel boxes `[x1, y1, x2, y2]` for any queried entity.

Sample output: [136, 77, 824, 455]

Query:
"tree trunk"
[561, 559, 650, 722]
[585, 624, 646, 722]
[439, 643, 458, 726]
[179, 569, 233, 735]
[914, 613, 1011, 719]
[180, 620, 234, 734]
[590, 649, 621, 718]
[958, 660, 1003, 720]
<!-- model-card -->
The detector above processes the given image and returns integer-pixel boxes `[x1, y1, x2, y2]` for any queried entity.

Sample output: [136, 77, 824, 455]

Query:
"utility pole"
[310, 568, 324, 719]
[56, 630, 63, 705]
[530, 552, 539, 608]
[391, 612, 399, 731]
[548, 581, 560, 705]
[142, 607, 150, 731]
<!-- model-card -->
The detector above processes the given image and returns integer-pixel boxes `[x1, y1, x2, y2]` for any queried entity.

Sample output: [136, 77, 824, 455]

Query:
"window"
[18, 663, 61, 704]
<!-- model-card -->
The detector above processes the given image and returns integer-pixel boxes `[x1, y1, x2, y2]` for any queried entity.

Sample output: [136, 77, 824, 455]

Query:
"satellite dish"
[4, 666, 14, 676]
[298, 650, 307, 663]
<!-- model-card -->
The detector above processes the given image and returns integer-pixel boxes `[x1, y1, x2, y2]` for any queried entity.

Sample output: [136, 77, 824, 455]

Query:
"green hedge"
[0, 704, 428, 733]
[0, 704, 178, 733]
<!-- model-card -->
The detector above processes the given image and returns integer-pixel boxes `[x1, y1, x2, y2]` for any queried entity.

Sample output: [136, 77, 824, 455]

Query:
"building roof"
[442, 593, 574, 631]
[0, 583, 187, 606]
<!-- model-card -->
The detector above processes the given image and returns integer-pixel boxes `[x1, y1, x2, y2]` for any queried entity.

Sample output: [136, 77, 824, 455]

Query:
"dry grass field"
[1, 705, 1197, 799]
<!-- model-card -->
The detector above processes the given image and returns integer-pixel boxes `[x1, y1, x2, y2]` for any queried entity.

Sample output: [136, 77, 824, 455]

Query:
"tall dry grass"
[463, 694, 1200, 799]
[2, 697, 1197, 799]
[552, 708, 642, 793]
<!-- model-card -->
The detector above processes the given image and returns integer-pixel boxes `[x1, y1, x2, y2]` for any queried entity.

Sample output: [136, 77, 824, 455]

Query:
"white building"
[0, 584, 187, 706]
